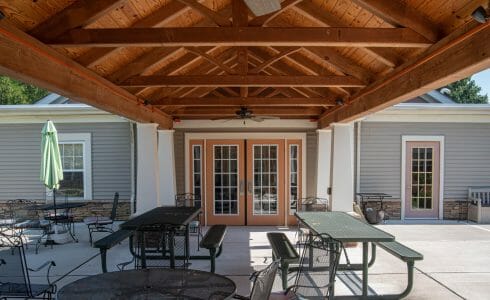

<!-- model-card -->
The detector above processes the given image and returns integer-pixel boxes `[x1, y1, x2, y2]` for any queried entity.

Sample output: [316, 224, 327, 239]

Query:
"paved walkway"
[18, 222, 490, 299]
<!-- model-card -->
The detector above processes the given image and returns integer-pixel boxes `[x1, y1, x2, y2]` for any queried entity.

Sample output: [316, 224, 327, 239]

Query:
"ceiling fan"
[213, 107, 279, 124]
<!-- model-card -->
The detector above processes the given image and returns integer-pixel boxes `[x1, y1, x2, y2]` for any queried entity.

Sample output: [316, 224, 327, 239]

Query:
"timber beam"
[120, 75, 365, 87]
[0, 21, 173, 129]
[318, 22, 490, 128]
[48, 27, 432, 47]
[151, 97, 336, 106]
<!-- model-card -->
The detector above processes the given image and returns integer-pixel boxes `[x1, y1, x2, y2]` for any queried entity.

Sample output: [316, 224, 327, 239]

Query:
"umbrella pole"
[53, 188, 57, 225]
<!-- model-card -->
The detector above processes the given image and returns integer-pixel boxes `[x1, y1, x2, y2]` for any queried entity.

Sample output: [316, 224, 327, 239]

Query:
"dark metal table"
[28, 202, 87, 242]
[57, 268, 236, 300]
[120, 206, 201, 269]
[295, 211, 394, 299]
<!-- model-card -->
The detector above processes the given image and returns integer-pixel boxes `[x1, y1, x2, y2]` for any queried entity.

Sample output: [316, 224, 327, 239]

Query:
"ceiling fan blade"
[210, 116, 238, 121]
[258, 115, 280, 120]
[244, 0, 281, 16]
[250, 116, 265, 122]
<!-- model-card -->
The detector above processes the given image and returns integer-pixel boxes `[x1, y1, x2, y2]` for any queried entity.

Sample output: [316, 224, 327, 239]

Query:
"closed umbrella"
[40, 120, 63, 223]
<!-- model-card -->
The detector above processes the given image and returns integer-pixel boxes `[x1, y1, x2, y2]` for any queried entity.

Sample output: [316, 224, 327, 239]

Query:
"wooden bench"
[376, 241, 423, 299]
[267, 232, 300, 290]
[199, 224, 227, 273]
[93, 229, 134, 273]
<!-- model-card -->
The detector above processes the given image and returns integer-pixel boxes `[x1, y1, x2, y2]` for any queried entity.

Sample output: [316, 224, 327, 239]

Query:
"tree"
[445, 77, 488, 104]
[0, 76, 49, 105]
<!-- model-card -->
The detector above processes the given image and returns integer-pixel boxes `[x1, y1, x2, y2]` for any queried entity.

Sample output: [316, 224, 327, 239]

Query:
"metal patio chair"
[0, 232, 56, 299]
[233, 260, 280, 300]
[83, 192, 119, 244]
[295, 197, 329, 247]
[272, 233, 343, 299]
[175, 193, 203, 250]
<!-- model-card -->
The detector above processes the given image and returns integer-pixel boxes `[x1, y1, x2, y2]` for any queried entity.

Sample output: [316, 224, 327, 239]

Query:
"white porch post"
[330, 123, 355, 212]
[136, 123, 160, 214]
[316, 129, 332, 201]
[158, 130, 177, 206]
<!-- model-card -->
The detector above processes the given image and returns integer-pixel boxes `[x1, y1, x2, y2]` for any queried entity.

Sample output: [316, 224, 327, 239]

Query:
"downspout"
[130, 122, 137, 214]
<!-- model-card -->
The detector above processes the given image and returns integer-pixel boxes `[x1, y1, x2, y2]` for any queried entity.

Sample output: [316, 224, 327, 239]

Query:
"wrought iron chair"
[83, 192, 119, 244]
[272, 233, 343, 299]
[0, 200, 16, 233]
[233, 260, 280, 300]
[295, 197, 329, 247]
[0, 232, 56, 299]
[175, 193, 203, 249]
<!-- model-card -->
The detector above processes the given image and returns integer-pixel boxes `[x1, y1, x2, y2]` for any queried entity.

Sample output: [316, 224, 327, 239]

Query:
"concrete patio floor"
[19, 221, 490, 299]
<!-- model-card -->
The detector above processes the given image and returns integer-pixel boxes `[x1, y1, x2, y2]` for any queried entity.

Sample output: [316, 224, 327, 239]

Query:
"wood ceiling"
[0, 0, 489, 129]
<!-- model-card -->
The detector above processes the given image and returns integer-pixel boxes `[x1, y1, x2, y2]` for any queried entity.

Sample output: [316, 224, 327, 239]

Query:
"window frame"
[54, 133, 92, 201]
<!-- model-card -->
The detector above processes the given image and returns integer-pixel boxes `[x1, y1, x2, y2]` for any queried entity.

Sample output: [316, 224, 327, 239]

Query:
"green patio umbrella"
[40, 120, 63, 223]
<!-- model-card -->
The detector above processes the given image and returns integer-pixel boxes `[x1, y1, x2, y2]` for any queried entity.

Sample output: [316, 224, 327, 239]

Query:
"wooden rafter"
[47, 27, 432, 47]
[249, 0, 303, 26]
[250, 47, 300, 74]
[318, 23, 490, 128]
[185, 47, 236, 74]
[153, 97, 335, 106]
[29, 0, 124, 40]
[120, 75, 365, 87]
[351, 0, 441, 42]
[292, 2, 403, 68]
[0, 21, 172, 128]
[176, 0, 231, 26]
[232, 0, 249, 98]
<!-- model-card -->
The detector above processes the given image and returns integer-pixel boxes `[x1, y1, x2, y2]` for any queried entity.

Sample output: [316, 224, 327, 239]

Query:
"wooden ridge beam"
[318, 22, 490, 128]
[48, 27, 432, 47]
[152, 97, 336, 106]
[29, 0, 124, 40]
[0, 21, 172, 128]
[351, 0, 441, 42]
[249, 0, 303, 26]
[232, 0, 249, 98]
[120, 75, 365, 87]
[176, 0, 231, 26]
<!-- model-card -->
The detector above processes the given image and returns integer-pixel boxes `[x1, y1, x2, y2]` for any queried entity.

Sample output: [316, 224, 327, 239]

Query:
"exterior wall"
[173, 129, 317, 196]
[359, 122, 490, 219]
[0, 122, 132, 206]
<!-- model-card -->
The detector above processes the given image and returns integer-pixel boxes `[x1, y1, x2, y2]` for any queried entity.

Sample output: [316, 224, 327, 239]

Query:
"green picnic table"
[295, 211, 394, 299]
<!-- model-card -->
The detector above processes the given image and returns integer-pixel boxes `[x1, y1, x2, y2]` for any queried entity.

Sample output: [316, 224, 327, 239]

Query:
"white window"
[56, 133, 92, 200]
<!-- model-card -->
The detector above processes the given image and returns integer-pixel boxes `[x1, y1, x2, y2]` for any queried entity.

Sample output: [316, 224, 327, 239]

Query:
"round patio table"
[57, 268, 236, 300]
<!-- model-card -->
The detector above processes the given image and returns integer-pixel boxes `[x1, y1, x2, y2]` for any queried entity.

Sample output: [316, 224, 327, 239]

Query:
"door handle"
[247, 181, 253, 194]
[239, 180, 244, 196]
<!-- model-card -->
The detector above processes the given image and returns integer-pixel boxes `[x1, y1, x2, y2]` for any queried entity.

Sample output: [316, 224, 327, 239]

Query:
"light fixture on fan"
[472, 5, 489, 23]
[243, 0, 281, 16]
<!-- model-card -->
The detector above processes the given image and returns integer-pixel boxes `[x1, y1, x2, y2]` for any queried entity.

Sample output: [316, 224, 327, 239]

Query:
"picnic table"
[119, 206, 201, 269]
[295, 211, 394, 299]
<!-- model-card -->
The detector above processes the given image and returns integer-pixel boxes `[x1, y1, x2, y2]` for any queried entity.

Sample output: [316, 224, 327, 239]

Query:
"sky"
[472, 68, 490, 97]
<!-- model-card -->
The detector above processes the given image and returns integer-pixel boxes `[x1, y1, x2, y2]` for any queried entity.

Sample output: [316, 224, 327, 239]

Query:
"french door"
[195, 138, 300, 226]
[405, 141, 440, 219]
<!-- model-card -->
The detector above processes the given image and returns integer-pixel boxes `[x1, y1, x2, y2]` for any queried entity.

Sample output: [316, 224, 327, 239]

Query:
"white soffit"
[174, 119, 318, 129]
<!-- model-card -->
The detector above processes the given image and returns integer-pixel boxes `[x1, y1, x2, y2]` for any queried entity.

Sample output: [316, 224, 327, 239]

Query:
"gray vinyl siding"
[306, 132, 317, 197]
[174, 130, 185, 194]
[359, 122, 490, 200]
[0, 122, 132, 201]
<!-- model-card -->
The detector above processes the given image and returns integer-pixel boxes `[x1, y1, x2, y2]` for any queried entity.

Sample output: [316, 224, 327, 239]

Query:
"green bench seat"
[375, 241, 423, 299]
[93, 229, 134, 273]
[199, 225, 227, 273]
[267, 232, 300, 290]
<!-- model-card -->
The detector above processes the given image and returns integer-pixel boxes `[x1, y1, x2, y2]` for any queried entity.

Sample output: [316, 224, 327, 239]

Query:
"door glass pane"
[410, 146, 435, 210]
[289, 145, 299, 214]
[253, 144, 278, 215]
[213, 145, 239, 215]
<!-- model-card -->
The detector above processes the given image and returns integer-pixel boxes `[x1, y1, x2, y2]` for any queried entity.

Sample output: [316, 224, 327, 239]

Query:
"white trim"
[175, 119, 317, 129]
[57, 133, 93, 201]
[355, 122, 361, 195]
[401, 135, 444, 220]
[0, 105, 127, 124]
